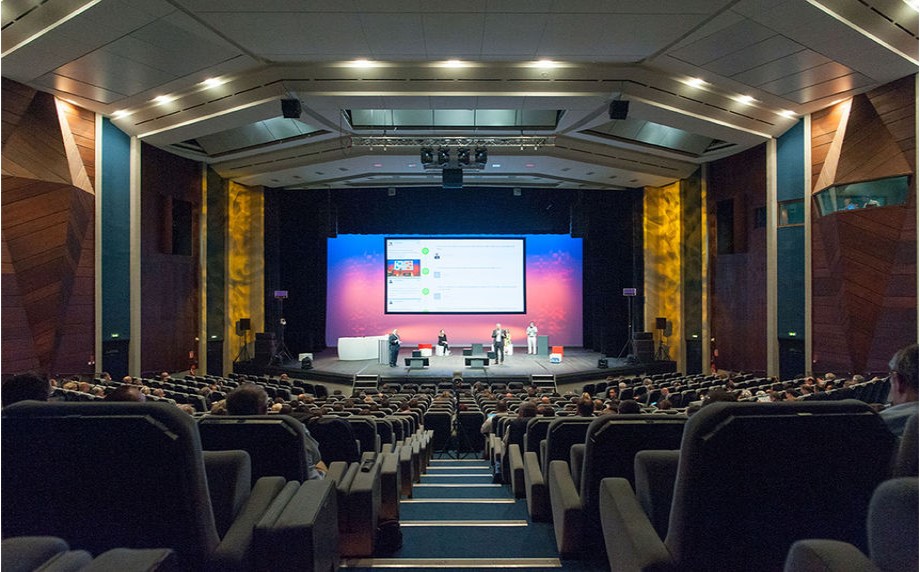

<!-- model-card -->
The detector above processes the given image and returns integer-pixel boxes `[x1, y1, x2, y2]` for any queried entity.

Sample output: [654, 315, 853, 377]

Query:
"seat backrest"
[867, 477, 918, 572]
[580, 414, 686, 529]
[457, 411, 485, 452]
[307, 416, 360, 463]
[665, 401, 896, 571]
[523, 417, 553, 457]
[424, 411, 453, 451]
[896, 413, 919, 477]
[344, 416, 380, 454]
[541, 417, 593, 475]
[2, 401, 220, 568]
[198, 415, 310, 484]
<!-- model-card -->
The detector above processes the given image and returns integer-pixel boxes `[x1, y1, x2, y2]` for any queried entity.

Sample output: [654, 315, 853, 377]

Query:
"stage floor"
[234, 347, 676, 391]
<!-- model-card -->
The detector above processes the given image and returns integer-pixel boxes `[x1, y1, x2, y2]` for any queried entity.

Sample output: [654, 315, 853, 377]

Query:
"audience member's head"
[226, 383, 269, 415]
[888, 343, 918, 406]
[518, 401, 538, 418]
[105, 385, 146, 402]
[495, 399, 509, 413]
[537, 404, 555, 417]
[618, 399, 642, 414]
[2, 373, 50, 407]
[656, 398, 672, 411]
[702, 387, 737, 406]
[576, 396, 594, 417]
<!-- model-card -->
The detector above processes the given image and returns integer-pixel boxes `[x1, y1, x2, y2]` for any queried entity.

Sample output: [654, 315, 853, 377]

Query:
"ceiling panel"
[197, 12, 371, 58]
[352, 0, 423, 13]
[31, 72, 127, 104]
[548, 0, 732, 13]
[182, 0, 359, 11]
[704, 35, 804, 77]
[485, 0, 553, 12]
[53, 49, 178, 97]
[480, 14, 547, 57]
[540, 14, 708, 59]
[731, 49, 831, 86]
[669, 18, 776, 66]
[421, 13, 487, 57]
[757, 61, 859, 97]
[783, 73, 874, 103]
[360, 14, 427, 57]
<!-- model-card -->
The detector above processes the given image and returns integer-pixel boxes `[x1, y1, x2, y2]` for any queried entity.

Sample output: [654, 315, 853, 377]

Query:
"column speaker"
[281, 98, 302, 118]
[609, 100, 629, 120]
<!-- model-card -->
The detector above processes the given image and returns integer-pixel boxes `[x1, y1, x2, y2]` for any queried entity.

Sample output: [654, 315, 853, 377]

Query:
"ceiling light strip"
[627, 95, 774, 140]
[135, 96, 280, 140]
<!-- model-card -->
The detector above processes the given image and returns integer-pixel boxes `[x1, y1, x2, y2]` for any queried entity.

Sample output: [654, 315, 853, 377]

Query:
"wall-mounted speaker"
[443, 168, 463, 189]
[609, 100, 629, 120]
[598, 358, 608, 368]
[281, 98, 302, 118]
[238, 318, 251, 332]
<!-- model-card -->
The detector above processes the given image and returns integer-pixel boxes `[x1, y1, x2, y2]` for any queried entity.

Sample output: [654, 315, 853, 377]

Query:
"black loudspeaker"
[598, 358, 608, 369]
[609, 100, 629, 120]
[633, 340, 655, 363]
[254, 332, 277, 366]
[443, 168, 463, 189]
[281, 98, 302, 118]
[633, 331, 653, 340]
[238, 318, 251, 331]
[655, 317, 667, 330]
[301, 356, 313, 370]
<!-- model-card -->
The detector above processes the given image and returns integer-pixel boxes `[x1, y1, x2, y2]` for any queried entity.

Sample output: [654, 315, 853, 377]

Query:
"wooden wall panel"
[140, 144, 201, 373]
[811, 75, 916, 375]
[707, 144, 767, 374]
[0, 79, 95, 376]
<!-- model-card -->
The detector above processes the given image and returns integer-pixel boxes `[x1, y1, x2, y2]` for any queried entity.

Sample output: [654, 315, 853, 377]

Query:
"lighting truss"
[351, 136, 554, 149]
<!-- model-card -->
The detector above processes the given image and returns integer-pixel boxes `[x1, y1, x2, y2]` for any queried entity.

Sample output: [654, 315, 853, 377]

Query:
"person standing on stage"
[388, 328, 401, 367]
[492, 323, 505, 364]
[526, 321, 538, 354]
[437, 329, 450, 356]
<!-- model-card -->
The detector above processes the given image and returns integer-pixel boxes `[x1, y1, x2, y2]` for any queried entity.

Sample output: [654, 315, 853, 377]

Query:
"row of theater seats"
[486, 401, 917, 570]
[2, 400, 433, 570]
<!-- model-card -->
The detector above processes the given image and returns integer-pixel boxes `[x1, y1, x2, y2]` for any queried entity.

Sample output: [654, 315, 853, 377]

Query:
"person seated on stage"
[437, 329, 450, 356]
[226, 383, 327, 480]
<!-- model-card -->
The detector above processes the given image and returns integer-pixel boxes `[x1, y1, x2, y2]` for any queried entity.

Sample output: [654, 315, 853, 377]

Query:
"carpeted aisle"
[342, 457, 604, 571]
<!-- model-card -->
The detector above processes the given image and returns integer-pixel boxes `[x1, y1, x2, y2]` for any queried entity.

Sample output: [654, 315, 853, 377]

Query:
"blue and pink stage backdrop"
[326, 234, 583, 347]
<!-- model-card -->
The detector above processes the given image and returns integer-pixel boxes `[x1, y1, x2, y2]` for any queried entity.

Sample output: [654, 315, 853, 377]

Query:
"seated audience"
[880, 343, 918, 437]
[226, 383, 326, 479]
[617, 399, 642, 414]
[105, 385, 146, 402]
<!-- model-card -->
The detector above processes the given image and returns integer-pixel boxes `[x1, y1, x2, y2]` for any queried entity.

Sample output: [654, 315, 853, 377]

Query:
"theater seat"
[599, 401, 897, 572]
[784, 477, 918, 572]
[2, 401, 337, 571]
[518, 417, 592, 507]
[547, 414, 686, 555]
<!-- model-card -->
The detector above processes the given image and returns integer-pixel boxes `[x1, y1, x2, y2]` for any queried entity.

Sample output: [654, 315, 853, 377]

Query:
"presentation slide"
[326, 234, 583, 347]
[385, 237, 526, 314]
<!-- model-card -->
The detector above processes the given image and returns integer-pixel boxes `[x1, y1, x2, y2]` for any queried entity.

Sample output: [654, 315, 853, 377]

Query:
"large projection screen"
[385, 237, 525, 314]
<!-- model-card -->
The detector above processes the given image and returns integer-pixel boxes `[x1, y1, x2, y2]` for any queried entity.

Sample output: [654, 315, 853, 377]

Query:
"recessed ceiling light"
[111, 109, 131, 119]
[778, 109, 797, 118]
[407, 163, 417, 168]
[532, 59, 559, 69]
[373, 163, 383, 167]
[152, 94, 175, 104]
[350, 59, 377, 68]
[682, 77, 707, 88]
[441, 59, 466, 68]
[201, 77, 226, 88]
[734, 94, 756, 105]
[491, 163, 501, 168]
[525, 163, 535, 168]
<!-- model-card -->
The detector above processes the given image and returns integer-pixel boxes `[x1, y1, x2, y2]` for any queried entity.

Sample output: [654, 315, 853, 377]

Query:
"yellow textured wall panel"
[227, 181, 264, 367]
[644, 182, 682, 365]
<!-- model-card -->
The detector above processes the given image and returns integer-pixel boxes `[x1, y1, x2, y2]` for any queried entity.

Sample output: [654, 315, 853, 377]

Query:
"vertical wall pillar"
[129, 136, 142, 376]
[198, 163, 208, 373]
[701, 164, 710, 373]
[94, 114, 103, 370]
[803, 115, 813, 375]
[766, 139, 779, 377]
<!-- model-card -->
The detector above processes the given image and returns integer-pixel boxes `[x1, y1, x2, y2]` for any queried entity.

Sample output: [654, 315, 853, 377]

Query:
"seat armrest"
[523, 451, 549, 521]
[252, 480, 339, 572]
[324, 461, 349, 485]
[203, 450, 252, 538]
[539, 440, 548, 475]
[784, 540, 880, 572]
[634, 450, 680, 539]
[508, 444, 525, 497]
[570, 443, 585, 490]
[599, 477, 674, 572]
[548, 460, 583, 555]
[379, 451, 400, 521]
[211, 475, 287, 571]
[82, 548, 178, 571]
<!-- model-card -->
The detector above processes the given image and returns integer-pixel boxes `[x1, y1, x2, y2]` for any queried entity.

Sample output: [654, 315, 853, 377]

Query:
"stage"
[233, 347, 676, 391]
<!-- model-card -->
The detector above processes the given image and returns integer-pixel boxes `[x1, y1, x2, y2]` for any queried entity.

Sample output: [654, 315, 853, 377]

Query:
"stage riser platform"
[233, 349, 676, 390]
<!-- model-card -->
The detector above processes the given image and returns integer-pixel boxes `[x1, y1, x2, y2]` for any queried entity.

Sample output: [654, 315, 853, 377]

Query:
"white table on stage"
[337, 335, 389, 360]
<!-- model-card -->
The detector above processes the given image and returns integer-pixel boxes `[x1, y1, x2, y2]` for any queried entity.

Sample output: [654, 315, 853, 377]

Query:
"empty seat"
[518, 416, 592, 505]
[2, 401, 338, 571]
[548, 414, 687, 555]
[599, 401, 897, 572]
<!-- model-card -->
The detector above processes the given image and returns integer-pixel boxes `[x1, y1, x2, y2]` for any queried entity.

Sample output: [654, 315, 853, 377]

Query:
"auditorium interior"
[1, 0, 918, 570]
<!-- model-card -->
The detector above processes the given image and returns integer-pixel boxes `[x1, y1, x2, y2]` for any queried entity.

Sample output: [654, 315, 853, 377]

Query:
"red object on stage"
[552, 346, 564, 356]
[418, 343, 433, 350]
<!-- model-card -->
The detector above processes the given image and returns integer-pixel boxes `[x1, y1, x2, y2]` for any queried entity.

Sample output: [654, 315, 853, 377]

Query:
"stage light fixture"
[420, 147, 434, 166]
[474, 147, 488, 167]
[437, 147, 450, 168]
[457, 147, 471, 167]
